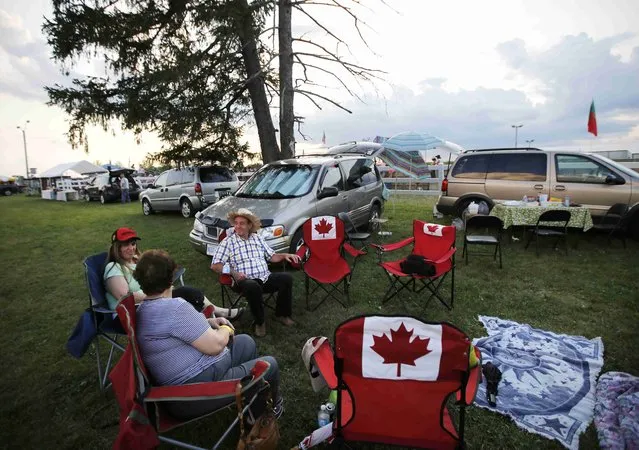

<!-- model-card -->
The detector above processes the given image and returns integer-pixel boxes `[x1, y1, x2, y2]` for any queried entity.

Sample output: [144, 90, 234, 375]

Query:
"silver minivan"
[189, 154, 385, 255]
[140, 166, 239, 218]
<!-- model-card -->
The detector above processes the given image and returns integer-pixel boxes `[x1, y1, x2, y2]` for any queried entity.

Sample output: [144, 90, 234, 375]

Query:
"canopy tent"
[380, 131, 464, 179]
[38, 161, 107, 179]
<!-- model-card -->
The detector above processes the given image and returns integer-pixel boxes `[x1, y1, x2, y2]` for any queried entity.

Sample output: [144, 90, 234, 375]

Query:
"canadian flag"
[311, 216, 337, 240]
[362, 317, 443, 381]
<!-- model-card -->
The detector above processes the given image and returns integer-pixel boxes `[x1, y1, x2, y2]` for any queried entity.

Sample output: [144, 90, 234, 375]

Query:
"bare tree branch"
[295, 89, 353, 113]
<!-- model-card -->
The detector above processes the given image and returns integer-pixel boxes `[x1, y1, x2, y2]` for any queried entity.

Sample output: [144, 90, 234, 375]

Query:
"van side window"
[200, 166, 237, 182]
[181, 169, 195, 184]
[166, 170, 182, 186]
[451, 155, 489, 179]
[487, 153, 546, 181]
[154, 172, 169, 188]
[341, 159, 377, 190]
[555, 155, 616, 184]
[321, 165, 344, 190]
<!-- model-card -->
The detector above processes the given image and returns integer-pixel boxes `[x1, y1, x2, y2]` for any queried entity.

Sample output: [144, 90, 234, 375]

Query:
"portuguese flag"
[588, 100, 598, 136]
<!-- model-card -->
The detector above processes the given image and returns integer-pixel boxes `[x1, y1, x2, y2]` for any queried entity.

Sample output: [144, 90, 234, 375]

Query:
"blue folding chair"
[83, 252, 126, 391]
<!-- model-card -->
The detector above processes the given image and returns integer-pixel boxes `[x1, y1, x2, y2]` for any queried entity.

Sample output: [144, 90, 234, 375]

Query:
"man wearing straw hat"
[210, 208, 301, 337]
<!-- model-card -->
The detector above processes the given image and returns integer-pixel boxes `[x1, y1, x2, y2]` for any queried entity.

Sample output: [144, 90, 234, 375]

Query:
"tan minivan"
[436, 148, 639, 237]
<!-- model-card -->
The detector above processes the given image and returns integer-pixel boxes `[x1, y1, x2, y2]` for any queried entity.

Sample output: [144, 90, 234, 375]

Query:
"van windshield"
[235, 164, 319, 198]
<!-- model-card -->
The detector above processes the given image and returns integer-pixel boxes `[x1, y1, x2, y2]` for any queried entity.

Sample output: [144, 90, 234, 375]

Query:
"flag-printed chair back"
[413, 221, 455, 274]
[333, 315, 477, 449]
[299, 216, 365, 311]
[303, 215, 345, 266]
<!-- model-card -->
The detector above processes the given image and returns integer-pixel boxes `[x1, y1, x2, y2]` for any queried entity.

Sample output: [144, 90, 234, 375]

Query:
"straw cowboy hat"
[227, 208, 261, 232]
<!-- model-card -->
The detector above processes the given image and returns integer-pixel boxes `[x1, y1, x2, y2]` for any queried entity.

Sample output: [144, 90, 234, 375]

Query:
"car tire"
[289, 228, 304, 254]
[4, 190, 12, 196]
[366, 204, 382, 232]
[84, 193, 91, 202]
[629, 214, 639, 241]
[142, 199, 154, 216]
[180, 199, 195, 218]
[100, 193, 107, 204]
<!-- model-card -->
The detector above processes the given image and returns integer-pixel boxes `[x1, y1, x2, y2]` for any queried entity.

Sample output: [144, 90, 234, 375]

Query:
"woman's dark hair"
[133, 250, 177, 296]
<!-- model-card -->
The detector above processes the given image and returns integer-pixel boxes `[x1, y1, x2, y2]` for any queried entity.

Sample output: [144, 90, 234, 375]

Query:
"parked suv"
[0, 183, 20, 196]
[436, 148, 639, 236]
[140, 165, 239, 218]
[189, 154, 385, 255]
[83, 168, 141, 203]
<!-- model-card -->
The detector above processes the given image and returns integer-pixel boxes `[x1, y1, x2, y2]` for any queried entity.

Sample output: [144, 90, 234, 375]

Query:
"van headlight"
[193, 219, 205, 233]
[259, 225, 285, 240]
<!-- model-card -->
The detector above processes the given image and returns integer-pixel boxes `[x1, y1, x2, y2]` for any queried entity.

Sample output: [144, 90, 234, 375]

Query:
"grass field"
[0, 194, 637, 449]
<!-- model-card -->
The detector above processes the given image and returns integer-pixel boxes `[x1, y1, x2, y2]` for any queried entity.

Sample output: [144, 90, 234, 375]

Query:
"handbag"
[399, 254, 436, 276]
[236, 381, 280, 450]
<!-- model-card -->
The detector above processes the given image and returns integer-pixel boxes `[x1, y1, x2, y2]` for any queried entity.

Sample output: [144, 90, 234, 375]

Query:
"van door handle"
[554, 185, 566, 191]
[533, 185, 544, 190]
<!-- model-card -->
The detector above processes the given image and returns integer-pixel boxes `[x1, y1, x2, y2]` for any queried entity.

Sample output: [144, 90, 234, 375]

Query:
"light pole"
[511, 124, 523, 148]
[525, 139, 535, 148]
[17, 120, 30, 178]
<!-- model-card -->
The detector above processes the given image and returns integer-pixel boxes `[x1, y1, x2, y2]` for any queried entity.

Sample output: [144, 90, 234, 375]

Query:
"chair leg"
[464, 240, 469, 265]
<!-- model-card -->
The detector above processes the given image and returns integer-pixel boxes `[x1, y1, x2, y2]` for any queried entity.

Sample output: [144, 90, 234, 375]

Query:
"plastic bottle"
[317, 404, 330, 427]
[325, 402, 335, 420]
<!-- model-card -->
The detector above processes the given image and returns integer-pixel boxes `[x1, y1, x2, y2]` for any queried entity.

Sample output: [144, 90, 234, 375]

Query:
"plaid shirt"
[211, 232, 275, 282]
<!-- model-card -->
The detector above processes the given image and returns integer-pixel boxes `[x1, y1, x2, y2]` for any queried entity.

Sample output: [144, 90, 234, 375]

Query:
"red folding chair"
[110, 294, 270, 450]
[372, 220, 456, 310]
[305, 315, 481, 449]
[295, 216, 365, 311]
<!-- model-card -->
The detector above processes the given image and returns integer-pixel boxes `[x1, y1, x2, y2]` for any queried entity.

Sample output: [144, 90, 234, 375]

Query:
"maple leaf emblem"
[427, 224, 440, 233]
[314, 218, 334, 236]
[370, 322, 431, 377]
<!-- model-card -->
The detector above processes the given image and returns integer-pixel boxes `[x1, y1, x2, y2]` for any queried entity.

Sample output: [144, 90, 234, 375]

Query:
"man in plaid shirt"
[211, 208, 300, 337]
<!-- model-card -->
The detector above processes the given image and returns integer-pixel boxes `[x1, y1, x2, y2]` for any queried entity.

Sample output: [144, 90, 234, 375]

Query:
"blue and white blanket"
[473, 316, 604, 450]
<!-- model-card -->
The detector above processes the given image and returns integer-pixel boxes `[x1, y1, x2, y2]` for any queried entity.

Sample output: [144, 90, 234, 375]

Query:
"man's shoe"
[228, 307, 245, 321]
[276, 316, 295, 326]
[253, 323, 267, 337]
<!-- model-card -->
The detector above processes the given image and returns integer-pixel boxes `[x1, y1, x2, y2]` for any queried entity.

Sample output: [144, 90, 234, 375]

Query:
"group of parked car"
[78, 147, 639, 253]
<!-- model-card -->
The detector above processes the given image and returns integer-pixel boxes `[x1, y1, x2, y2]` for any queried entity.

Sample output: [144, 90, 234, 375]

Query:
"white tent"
[38, 160, 107, 179]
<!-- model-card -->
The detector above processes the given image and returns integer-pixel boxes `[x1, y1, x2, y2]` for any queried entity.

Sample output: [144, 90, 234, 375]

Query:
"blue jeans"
[121, 189, 130, 203]
[166, 335, 280, 419]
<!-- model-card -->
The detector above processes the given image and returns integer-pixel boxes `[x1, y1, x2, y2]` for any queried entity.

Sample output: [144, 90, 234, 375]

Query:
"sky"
[1, 0, 638, 177]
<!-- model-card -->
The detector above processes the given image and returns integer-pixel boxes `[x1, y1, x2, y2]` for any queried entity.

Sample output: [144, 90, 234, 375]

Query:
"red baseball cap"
[111, 227, 141, 243]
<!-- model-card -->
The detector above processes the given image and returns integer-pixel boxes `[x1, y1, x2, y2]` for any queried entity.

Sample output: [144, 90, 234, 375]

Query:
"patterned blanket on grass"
[473, 316, 604, 450]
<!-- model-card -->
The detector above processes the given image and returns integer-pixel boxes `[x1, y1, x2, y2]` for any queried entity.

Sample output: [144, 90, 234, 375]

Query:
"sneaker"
[273, 397, 284, 419]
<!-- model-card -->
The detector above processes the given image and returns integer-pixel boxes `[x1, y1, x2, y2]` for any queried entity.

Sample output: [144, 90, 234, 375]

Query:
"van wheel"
[4, 190, 13, 196]
[142, 199, 154, 216]
[630, 215, 639, 240]
[367, 204, 382, 232]
[289, 228, 304, 254]
[100, 193, 106, 204]
[181, 199, 195, 218]
[84, 193, 91, 202]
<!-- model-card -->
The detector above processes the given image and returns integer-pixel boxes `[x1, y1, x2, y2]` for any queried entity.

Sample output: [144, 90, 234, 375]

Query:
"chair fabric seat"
[465, 235, 499, 243]
[380, 259, 451, 279]
[304, 257, 351, 284]
[535, 229, 566, 236]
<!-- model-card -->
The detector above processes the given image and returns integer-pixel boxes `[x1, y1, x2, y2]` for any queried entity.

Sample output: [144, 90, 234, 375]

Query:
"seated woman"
[104, 227, 243, 319]
[133, 249, 282, 418]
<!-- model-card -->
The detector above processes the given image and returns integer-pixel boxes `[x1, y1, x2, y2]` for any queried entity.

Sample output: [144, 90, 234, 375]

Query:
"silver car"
[189, 154, 385, 255]
[140, 165, 239, 218]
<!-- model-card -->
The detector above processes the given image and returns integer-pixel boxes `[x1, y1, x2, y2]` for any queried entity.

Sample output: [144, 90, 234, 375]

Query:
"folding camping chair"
[83, 252, 127, 391]
[83, 253, 187, 391]
[303, 315, 481, 449]
[372, 221, 456, 310]
[295, 216, 366, 311]
[110, 294, 271, 450]
[337, 212, 371, 249]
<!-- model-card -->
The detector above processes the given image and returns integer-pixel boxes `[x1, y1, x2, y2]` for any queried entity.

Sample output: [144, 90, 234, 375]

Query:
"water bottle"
[325, 402, 335, 420]
[522, 195, 528, 203]
[317, 404, 330, 427]
[564, 196, 571, 207]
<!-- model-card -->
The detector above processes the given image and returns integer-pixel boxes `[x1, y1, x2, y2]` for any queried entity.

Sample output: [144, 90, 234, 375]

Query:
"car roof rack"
[464, 147, 543, 153]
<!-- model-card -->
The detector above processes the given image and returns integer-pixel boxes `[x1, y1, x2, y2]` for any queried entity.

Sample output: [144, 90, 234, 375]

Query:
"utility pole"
[17, 120, 30, 178]
[511, 124, 523, 148]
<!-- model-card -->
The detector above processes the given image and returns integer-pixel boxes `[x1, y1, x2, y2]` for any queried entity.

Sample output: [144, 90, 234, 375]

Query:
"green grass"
[0, 194, 637, 449]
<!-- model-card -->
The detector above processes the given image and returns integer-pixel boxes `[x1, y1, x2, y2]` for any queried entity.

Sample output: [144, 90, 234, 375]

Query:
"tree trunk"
[278, 0, 294, 159]
[234, 0, 280, 163]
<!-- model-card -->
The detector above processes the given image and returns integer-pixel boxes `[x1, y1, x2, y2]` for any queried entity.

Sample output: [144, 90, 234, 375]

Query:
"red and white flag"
[362, 317, 443, 381]
[311, 216, 336, 240]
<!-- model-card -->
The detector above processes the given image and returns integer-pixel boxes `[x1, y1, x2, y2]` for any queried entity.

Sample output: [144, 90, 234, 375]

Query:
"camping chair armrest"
[431, 247, 456, 264]
[343, 242, 366, 258]
[289, 244, 308, 270]
[144, 360, 271, 402]
[371, 237, 414, 262]
[456, 346, 482, 405]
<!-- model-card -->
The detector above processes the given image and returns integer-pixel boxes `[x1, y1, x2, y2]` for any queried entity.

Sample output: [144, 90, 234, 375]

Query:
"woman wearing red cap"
[104, 227, 243, 319]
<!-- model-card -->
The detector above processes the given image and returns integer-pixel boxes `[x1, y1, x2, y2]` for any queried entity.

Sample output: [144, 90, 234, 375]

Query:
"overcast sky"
[1, 0, 638, 177]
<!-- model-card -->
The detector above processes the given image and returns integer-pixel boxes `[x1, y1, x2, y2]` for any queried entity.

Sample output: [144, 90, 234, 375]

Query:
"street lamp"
[525, 139, 535, 148]
[16, 120, 30, 178]
[511, 124, 523, 148]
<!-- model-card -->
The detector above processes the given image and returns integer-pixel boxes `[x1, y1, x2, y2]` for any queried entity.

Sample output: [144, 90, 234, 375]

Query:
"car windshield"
[591, 154, 639, 180]
[235, 164, 319, 198]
